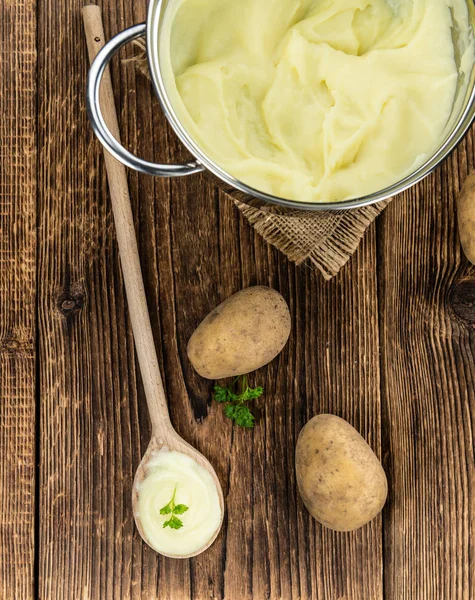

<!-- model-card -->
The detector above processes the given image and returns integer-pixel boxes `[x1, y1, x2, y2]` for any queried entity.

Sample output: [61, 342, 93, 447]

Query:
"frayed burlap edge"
[236, 201, 389, 279]
[129, 40, 389, 279]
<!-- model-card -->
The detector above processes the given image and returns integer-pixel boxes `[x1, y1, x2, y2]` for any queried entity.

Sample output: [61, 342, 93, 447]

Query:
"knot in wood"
[0, 333, 34, 357]
[449, 278, 475, 325]
[57, 290, 84, 317]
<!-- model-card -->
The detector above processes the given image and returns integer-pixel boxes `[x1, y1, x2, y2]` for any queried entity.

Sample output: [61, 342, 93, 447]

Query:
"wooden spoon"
[83, 4, 224, 558]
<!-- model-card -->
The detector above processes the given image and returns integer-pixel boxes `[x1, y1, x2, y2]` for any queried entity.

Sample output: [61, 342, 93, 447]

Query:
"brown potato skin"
[187, 286, 291, 380]
[457, 171, 475, 264]
[295, 414, 387, 532]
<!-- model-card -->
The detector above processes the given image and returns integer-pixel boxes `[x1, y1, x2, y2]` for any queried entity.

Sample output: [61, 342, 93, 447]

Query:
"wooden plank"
[37, 1, 383, 598]
[0, 1, 37, 599]
[379, 136, 475, 599]
[37, 0, 157, 597]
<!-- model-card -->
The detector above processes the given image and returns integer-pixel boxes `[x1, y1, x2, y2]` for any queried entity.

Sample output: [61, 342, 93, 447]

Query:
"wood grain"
[37, 0, 96, 595]
[378, 139, 475, 599]
[0, 1, 37, 599]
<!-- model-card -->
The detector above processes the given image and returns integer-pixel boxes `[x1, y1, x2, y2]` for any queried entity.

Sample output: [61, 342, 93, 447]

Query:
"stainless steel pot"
[87, 0, 475, 213]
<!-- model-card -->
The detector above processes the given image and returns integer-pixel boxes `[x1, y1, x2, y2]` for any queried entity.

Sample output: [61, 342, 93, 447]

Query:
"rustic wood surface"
[1, 0, 474, 598]
[0, 1, 37, 599]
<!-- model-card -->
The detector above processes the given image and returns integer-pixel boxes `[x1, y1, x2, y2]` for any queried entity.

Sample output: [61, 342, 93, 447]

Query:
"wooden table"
[1, 1, 474, 598]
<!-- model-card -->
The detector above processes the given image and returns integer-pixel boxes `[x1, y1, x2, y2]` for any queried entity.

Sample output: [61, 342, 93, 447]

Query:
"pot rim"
[146, 0, 475, 212]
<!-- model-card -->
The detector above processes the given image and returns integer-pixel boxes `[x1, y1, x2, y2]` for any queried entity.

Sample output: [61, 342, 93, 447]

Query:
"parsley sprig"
[159, 485, 189, 529]
[213, 375, 264, 428]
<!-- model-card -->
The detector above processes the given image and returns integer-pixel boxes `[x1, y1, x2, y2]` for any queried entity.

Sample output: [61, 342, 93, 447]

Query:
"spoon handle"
[83, 4, 171, 437]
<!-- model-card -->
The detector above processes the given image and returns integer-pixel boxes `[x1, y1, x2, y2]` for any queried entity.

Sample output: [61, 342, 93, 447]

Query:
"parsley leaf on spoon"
[160, 485, 189, 529]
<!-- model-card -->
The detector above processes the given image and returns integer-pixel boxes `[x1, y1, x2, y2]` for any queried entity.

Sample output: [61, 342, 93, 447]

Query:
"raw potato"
[457, 171, 475, 264]
[187, 286, 291, 379]
[295, 414, 387, 532]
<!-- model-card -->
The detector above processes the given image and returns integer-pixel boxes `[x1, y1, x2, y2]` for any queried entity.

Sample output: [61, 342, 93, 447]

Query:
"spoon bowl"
[132, 432, 225, 559]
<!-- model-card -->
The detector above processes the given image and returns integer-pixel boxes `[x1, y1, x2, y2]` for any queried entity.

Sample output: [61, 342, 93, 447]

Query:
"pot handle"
[86, 22, 205, 177]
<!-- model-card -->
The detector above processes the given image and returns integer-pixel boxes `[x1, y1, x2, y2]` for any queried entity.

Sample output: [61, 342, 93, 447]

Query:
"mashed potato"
[159, 0, 474, 202]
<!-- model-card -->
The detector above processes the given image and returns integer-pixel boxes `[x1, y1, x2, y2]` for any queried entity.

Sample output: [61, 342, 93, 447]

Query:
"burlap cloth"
[131, 42, 389, 280]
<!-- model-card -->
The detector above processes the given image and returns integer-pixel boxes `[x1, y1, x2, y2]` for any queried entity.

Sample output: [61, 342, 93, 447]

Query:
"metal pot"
[87, 0, 475, 213]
